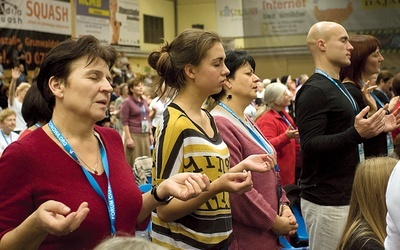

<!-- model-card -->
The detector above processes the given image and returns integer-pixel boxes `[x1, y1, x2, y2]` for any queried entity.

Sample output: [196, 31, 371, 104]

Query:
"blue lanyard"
[370, 91, 385, 108]
[218, 102, 279, 171]
[133, 96, 146, 117]
[141, 105, 146, 118]
[1, 130, 11, 145]
[360, 81, 386, 108]
[374, 88, 390, 103]
[279, 112, 293, 128]
[48, 120, 116, 235]
[218, 102, 284, 205]
[34, 123, 41, 128]
[315, 68, 358, 115]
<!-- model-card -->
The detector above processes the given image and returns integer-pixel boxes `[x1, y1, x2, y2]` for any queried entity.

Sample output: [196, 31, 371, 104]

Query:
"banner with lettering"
[75, 0, 140, 47]
[216, 0, 400, 37]
[215, 0, 244, 38]
[0, 0, 71, 70]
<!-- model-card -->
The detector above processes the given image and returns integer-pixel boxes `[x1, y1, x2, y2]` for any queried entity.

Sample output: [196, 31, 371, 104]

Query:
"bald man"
[295, 21, 387, 249]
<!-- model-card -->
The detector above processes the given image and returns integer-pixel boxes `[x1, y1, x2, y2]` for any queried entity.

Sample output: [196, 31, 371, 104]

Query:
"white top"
[8, 98, 27, 132]
[0, 131, 19, 155]
[256, 89, 265, 99]
[244, 103, 257, 119]
[385, 161, 400, 249]
[149, 97, 169, 128]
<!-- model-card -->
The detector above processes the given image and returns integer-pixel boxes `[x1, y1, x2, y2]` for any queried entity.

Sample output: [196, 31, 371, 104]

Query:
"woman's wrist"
[152, 182, 173, 203]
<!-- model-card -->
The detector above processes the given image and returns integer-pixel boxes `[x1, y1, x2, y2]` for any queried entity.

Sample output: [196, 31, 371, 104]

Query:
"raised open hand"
[35, 201, 90, 236]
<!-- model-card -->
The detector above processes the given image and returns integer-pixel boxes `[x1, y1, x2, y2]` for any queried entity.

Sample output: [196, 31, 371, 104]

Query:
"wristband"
[151, 185, 173, 203]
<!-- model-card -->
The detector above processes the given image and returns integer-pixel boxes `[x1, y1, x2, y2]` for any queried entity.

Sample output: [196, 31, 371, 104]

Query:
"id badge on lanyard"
[141, 119, 149, 133]
[358, 143, 365, 162]
[387, 132, 394, 156]
[140, 105, 149, 133]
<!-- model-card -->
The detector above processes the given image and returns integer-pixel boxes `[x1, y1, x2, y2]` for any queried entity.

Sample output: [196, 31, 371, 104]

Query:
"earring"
[227, 94, 232, 100]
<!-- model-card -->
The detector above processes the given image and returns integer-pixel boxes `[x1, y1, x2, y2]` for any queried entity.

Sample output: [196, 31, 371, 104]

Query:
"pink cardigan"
[214, 115, 289, 250]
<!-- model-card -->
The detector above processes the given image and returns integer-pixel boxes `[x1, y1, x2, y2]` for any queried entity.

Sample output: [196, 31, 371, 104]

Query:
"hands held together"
[272, 205, 298, 236]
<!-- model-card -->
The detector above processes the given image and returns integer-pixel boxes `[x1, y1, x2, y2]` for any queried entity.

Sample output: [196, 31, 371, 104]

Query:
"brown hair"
[340, 35, 381, 89]
[377, 70, 394, 86]
[37, 35, 117, 110]
[127, 78, 142, 95]
[148, 29, 221, 98]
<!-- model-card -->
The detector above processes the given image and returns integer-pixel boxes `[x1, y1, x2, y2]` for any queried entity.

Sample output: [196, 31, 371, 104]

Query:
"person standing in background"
[121, 78, 153, 167]
[0, 108, 19, 156]
[149, 83, 169, 136]
[111, 60, 123, 85]
[8, 67, 30, 134]
[125, 64, 137, 80]
[113, 83, 129, 137]
[373, 70, 394, 104]
[12, 42, 27, 75]
[255, 82, 299, 186]
[296, 21, 389, 250]
[15, 64, 28, 87]
[295, 73, 309, 96]
[280, 75, 296, 120]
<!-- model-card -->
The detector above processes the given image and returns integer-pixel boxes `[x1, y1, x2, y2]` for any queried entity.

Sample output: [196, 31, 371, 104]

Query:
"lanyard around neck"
[48, 120, 116, 235]
[360, 81, 386, 108]
[370, 91, 385, 108]
[218, 102, 275, 156]
[315, 68, 358, 115]
[278, 111, 294, 128]
[218, 102, 283, 204]
[132, 96, 147, 117]
[1, 130, 11, 145]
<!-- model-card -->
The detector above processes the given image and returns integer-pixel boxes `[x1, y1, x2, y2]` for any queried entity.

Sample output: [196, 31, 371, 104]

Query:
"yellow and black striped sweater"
[151, 103, 232, 250]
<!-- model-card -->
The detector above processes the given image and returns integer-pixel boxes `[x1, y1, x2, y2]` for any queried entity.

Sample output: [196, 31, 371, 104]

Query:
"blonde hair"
[0, 108, 16, 123]
[16, 82, 31, 97]
[94, 236, 166, 250]
[254, 82, 287, 121]
[337, 157, 397, 249]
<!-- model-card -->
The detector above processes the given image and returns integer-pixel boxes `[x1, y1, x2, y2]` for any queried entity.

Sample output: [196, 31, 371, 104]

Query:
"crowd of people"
[0, 21, 400, 250]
